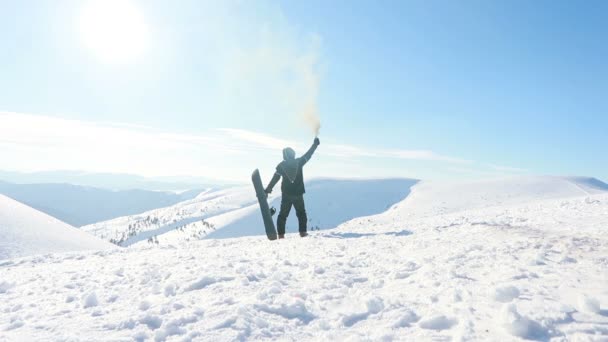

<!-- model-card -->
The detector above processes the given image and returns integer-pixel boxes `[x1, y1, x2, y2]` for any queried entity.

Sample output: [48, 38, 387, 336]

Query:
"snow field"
[1, 191, 607, 341]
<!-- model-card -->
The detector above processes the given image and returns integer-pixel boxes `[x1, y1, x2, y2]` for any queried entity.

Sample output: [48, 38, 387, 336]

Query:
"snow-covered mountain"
[1, 176, 607, 340]
[0, 170, 231, 191]
[205, 178, 418, 239]
[0, 194, 115, 260]
[0, 181, 204, 227]
[392, 175, 608, 218]
[82, 186, 258, 246]
[83, 178, 418, 246]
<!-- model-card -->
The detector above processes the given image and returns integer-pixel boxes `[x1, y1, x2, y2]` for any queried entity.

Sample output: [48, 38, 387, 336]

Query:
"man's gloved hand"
[314, 137, 320, 146]
[264, 188, 272, 198]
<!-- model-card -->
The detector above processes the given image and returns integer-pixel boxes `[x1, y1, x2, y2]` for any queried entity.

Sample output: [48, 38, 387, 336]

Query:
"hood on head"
[283, 147, 296, 161]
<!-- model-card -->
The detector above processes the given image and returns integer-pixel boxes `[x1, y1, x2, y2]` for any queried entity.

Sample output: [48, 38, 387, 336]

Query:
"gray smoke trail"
[296, 46, 322, 137]
[301, 101, 321, 137]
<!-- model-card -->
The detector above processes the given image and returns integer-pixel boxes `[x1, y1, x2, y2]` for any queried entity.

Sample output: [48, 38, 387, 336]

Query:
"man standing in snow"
[265, 137, 320, 239]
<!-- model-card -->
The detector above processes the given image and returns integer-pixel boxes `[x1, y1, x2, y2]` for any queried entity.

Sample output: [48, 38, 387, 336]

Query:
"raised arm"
[301, 138, 320, 165]
[265, 172, 281, 194]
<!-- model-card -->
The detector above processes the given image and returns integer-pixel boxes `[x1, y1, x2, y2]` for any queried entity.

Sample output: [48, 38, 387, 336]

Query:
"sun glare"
[78, 0, 149, 64]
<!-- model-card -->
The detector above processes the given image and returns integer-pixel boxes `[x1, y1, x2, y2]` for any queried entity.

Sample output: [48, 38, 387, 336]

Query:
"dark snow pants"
[277, 194, 307, 235]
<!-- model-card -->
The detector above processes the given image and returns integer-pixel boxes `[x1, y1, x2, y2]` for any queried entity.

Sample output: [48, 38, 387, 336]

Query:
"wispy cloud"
[216, 128, 294, 150]
[485, 164, 528, 173]
[1, 111, 529, 180]
[218, 127, 470, 163]
[1, 111, 472, 177]
[323, 144, 470, 163]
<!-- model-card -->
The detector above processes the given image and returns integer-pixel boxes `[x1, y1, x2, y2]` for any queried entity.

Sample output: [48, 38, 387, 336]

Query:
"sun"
[78, 0, 149, 64]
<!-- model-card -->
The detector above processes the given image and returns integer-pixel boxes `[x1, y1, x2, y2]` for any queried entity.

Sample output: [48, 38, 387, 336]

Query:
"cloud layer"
[1, 111, 528, 181]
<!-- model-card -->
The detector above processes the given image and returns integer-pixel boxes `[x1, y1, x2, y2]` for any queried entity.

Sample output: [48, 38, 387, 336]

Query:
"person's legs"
[277, 196, 293, 237]
[293, 195, 308, 236]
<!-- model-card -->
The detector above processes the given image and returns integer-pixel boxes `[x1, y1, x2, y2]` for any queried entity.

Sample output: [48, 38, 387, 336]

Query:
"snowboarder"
[265, 137, 320, 238]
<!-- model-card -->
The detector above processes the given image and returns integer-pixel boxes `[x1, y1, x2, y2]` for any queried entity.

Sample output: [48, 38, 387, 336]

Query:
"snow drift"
[0, 194, 115, 259]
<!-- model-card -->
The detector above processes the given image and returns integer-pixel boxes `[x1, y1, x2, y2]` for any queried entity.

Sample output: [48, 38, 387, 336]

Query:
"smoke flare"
[296, 41, 322, 137]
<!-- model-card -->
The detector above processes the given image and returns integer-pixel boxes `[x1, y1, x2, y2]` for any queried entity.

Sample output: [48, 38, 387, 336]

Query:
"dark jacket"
[266, 141, 318, 196]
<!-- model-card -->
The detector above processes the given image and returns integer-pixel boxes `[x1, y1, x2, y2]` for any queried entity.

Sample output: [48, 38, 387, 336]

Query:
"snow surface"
[0, 194, 114, 260]
[1, 176, 607, 341]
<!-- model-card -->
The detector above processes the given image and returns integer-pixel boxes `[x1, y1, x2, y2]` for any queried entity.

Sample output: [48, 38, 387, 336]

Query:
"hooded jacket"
[265, 140, 319, 196]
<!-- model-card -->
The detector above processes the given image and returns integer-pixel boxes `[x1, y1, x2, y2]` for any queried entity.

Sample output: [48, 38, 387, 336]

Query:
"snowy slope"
[82, 187, 257, 246]
[0, 177, 606, 341]
[392, 175, 608, 219]
[84, 178, 418, 245]
[0, 194, 115, 260]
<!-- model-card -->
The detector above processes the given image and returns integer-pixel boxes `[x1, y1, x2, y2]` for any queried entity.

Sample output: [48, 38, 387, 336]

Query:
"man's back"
[264, 138, 320, 197]
[276, 157, 306, 196]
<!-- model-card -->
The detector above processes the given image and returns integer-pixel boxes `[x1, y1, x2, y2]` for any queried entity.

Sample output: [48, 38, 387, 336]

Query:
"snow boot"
[299, 232, 308, 237]
[278, 234, 285, 239]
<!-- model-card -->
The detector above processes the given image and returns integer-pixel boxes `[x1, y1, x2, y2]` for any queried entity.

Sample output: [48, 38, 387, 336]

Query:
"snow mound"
[0, 194, 114, 259]
[501, 304, 548, 340]
[492, 285, 520, 303]
[418, 315, 458, 330]
[577, 295, 601, 314]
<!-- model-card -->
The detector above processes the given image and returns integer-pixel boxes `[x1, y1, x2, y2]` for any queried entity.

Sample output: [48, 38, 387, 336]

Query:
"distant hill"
[84, 175, 608, 246]
[83, 178, 419, 245]
[206, 178, 419, 239]
[0, 170, 237, 191]
[391, 175, 608, 219]
[0, 181, 204, 226]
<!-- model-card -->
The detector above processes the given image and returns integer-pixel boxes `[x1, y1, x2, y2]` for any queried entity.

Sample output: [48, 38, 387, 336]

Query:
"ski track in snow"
[1, 191, 608, 341]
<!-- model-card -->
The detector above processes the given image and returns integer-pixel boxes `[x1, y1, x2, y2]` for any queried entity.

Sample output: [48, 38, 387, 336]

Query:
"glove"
[264, 188, 272, 198]
[314, 137, 320, 146]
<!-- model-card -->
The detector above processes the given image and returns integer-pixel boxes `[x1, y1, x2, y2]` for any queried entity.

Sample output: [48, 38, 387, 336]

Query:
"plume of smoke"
[301, 100, 321, 137]
[295, 38, 322, 137]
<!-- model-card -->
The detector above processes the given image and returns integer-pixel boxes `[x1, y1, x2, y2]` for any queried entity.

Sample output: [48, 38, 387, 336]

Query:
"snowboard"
[251, 169, 278, 240]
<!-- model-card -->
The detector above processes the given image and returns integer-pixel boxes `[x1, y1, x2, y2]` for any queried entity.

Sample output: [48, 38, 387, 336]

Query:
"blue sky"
[1, 0, 606, 182]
